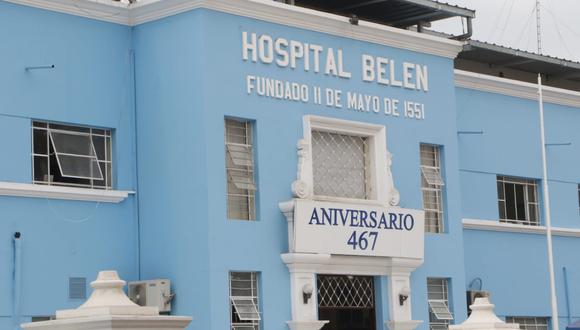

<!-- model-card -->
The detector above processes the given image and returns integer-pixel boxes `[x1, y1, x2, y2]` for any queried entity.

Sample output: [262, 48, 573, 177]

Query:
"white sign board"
[293, 200, 424, 258]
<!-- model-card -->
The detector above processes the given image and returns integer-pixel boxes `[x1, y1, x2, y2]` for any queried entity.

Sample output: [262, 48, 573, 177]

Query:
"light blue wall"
[457, 86, 580, 328]
[0, 1, 138, 327]
[135, 8, 467, 330]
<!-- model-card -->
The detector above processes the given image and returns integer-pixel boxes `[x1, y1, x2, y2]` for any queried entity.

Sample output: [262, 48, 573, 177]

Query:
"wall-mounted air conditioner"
[128, 279, 174, 313]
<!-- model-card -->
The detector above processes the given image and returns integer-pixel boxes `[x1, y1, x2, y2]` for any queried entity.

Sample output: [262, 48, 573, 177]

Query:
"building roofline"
[3, 0, 463, 58]
[464, 40, 580, 71]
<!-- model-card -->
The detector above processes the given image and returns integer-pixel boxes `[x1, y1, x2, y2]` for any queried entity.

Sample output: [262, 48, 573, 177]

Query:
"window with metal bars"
[505, 317, 549, 330]
[497, 176, 539, 226]
[225, 119, 256, 220]
[32, 121, 112, 189]
[427, 278, 453, 330]
[420, 144, 445, 233]
[229, 272, 260, 330]
[311, 130, 370, 199]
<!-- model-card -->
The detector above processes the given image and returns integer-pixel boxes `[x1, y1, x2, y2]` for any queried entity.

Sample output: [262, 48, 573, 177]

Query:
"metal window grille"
[225, 119, 256, 220]
[32, 121, 112, 189]
[68, 277, 87, 299]
[577, 184, 580, 215]
[317, 275, 374, 308]
[505, 317, 549, 330]
[427, 278, 453, 330]
[229, 272, 260, 330]
[420, 144, 445, 233]
[497, 176, 539, 226]
[311, 131, 370, 199]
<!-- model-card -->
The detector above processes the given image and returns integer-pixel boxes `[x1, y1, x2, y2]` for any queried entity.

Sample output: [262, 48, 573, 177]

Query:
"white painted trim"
[5, 0, 463, 58]
[281, 253, 423, 276]
[462, 218, 580, 238]
[0, 182, 133, 203]
[302, 115, 396, 205]
[455, 70, 580, 108]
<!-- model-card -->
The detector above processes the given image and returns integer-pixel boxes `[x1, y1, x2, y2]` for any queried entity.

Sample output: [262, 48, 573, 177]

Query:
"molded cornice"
[4, 0, 463, 58]
[455, 70, 580, 108]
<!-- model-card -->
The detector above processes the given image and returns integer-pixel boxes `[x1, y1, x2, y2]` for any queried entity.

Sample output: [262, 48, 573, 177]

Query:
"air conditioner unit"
[466, 290, 490, 315]
[128, 279, 173, 313]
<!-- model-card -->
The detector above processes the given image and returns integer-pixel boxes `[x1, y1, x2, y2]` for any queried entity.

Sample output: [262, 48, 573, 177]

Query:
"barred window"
[505, 317, 549, 330]
[497, 176, 539, 226]
[225, 119, 256, 220]
[32, 121, 112, 189]
[230, 272, 260, 330]
[420, 144, 445, 233]
[311, 131, 369, 199]
[427, 278, 453, 330]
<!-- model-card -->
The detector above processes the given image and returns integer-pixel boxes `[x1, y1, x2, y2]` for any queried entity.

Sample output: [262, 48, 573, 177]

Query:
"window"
[420, 144, 445, 233]
[497, 176, 539, 226]
[311, 130, 369, 199]
[229, 272, 260, 330]
[505, 317, 549, 330]
[578, 184, 580, 215]
[427, 278, 453, 330]
[225, 119, 256, 220]
[32, 121, 112, 189]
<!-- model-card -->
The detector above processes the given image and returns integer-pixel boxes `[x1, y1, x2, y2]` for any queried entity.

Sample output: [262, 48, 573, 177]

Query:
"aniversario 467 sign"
[293, 200, 424, 258]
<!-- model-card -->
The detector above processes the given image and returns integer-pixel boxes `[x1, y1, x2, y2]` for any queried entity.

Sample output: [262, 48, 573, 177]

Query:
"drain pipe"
[12, 232, 22, 330]
[451, 17, 473, 41]
[563, 267, 571, 324]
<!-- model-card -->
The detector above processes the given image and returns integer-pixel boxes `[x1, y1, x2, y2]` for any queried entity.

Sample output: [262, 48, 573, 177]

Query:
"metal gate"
[317, 275, 376, 330]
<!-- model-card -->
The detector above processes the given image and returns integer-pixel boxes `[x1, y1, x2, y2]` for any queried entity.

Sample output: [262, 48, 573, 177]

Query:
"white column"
[385, 270, 422, 330]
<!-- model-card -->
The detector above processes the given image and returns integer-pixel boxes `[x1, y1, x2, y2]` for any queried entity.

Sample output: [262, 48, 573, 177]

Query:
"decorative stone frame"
[292, 115, 399, 206]
[280, 115, 422, 330]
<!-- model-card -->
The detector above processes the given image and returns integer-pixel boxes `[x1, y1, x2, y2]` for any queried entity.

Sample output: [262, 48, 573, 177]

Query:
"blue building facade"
[1, 1, 579, 330]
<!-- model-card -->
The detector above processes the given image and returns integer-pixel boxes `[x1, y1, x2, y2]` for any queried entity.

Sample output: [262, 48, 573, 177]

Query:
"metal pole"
[538, 73, 559, 330]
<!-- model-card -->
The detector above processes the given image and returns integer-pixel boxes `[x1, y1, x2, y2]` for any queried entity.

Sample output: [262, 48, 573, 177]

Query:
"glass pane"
[499, 201, 506, 219]
[50, 131, 94, 156]
[106, 136, 112, 161]
[48, 123, 89, 133]
[33, 121, 47, 128]
[93, 162, 107, 187]
[227, 144, 253, 167]
[33, 129, 48, 155]
[497, 181, 504, 200]
[528, 185, 536, 202]
[92, 135, 105, 160]
[56, 155, 103, 180]
[33, 156, 49, 182]
[515, 184, 526, 221]
[505, 183, 516, 220]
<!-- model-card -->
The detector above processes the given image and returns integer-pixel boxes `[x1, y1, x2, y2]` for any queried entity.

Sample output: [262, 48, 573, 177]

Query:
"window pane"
[515, 185, 526, 221]
[56, 155, 103, 180]
[92, 135, 105, 160]
[33, 129, 48, 155]
[50, 131, 95, 156]
[33, 156, 49, 182]
[312, 131, 368, 199]
[505, 183, 516, 220]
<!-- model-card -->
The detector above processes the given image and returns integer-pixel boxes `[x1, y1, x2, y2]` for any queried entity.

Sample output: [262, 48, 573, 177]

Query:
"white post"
[538, 73, 559, 330]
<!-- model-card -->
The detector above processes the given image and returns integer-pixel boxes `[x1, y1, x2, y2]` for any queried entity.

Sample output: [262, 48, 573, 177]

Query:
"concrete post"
[449, 297, 519, 330]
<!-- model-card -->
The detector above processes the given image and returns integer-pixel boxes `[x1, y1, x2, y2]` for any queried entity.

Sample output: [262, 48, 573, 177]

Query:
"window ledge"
[0, 182, 133, 203]
[462, 218, 580, 238]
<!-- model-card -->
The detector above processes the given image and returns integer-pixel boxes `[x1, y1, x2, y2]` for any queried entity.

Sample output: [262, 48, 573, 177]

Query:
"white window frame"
[427, 278, 453, 330]
[302, 115, 388, 204]
[229, 272, 261, 330]
[420, 144, 445, 233]
[497, 175, 540, 226]
[225, 118, 257, 220]
[32, 121, 113, 190]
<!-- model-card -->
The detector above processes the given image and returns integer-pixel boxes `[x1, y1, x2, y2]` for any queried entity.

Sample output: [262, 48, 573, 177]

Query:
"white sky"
[431, 0, 580, 62]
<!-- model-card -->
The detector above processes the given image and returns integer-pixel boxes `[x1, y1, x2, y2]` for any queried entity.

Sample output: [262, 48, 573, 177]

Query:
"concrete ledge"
[463, 218, 580, 238]
[0, 181, 133, 203]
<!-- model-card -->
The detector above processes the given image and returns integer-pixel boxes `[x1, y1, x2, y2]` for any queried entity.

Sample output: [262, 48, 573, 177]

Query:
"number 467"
[347, 231, 378, 251]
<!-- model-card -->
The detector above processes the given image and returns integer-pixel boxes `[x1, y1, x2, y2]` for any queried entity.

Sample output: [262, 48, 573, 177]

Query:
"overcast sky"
[430, 0, 580, 62]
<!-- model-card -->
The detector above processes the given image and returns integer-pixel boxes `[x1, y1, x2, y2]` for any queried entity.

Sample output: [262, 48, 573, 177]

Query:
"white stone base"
[21, 315, 192, 330]
[287, 320, 330, 330]
[385, 320, 423, 330]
